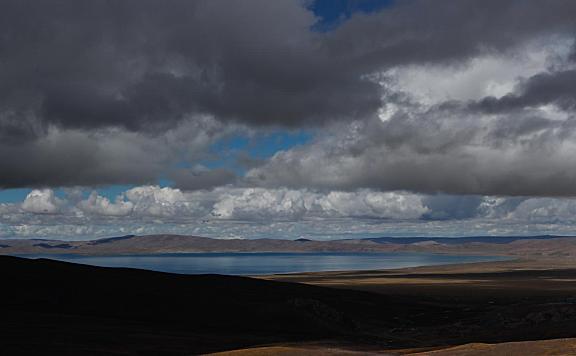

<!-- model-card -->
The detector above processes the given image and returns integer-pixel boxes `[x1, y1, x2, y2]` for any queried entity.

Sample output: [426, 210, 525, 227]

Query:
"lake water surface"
[23, 252, 508, 275]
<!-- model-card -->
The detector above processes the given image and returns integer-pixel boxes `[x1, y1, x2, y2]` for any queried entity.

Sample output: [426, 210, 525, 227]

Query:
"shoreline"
[7, 251, 511, 277]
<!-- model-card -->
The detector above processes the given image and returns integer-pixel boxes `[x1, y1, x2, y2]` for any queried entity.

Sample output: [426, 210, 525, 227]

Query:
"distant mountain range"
[362, 235, 572, 245]
[2, 234, 576, 257]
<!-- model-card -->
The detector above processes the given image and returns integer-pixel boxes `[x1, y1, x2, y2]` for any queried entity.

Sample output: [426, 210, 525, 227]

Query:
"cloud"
[21, 189, 64, 214]
[7, 185, 576, 239]
[473, 69, 576, 114]
[211, 188, 428, 221]
[77, 192, 134, 216]
[0, 116, 230, 188]
[245, 38, 576, 197]
[9, 185, 429, 225]
[10, 186, 576, 239]
[170, 167, 237, 191]
[327, 0, 576, 69]
[506, 198, 576, 223]
[2, 0, 576, 137]
[123, 185, 208, 217]
[0, 0, 381, 138]
[247, 114, 576, 196]
[2, 0, 576, 198]
[385, 40, 561, 105]
[0, 185, 428, 239]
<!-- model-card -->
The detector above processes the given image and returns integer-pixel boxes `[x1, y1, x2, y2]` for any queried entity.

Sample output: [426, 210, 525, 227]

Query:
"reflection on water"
[22, 252, 508, 275]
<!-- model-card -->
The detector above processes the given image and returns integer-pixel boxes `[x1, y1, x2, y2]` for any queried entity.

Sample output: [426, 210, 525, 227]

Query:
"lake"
[22, 252, 508, 275]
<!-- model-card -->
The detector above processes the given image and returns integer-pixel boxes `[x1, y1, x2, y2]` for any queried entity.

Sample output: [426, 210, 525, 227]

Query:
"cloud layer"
[3, 1, 576, 238]
[1, 0, 576, 195]
[247, 39, 576, 196]
[1, 185, 576, 239]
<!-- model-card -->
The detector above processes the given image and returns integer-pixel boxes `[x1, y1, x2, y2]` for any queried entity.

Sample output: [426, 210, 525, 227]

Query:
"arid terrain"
[4, 234, 576, 257]
[210, 338, 576, 355]
[258, 258, 576, 355]
[0, 234, 395, 254]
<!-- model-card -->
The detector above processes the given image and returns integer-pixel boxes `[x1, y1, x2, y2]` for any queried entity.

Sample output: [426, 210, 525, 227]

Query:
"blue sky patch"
[202, 130, 313, 174]
[309, 0, 394, 30]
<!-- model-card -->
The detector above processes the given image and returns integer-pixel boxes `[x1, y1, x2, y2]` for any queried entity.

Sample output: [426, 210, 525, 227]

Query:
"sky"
[3, 0, 576, 240]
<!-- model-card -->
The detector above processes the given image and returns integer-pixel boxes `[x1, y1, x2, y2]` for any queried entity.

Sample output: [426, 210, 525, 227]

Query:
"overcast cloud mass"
[2, 0, 576, 239]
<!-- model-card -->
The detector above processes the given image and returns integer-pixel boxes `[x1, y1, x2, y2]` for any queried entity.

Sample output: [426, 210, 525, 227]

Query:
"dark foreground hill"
[5, 256, 576, 355]
[0, 255, 424, 355]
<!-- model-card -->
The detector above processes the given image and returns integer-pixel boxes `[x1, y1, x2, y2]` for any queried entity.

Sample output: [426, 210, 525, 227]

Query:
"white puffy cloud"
[77, 191, 134, 216]
[211, 188, 428, 220]
[506, 198, 576, 223]
[6, 184, 576, 240]
[20, 189, 64, 214]
[212, 188, 308, 220]
[312, 191, 428, 220]
[124, 185, 205, 217]
[73, 186, 430, 222]
[1, 186, 430, 239]
[474, 196, 576, 224]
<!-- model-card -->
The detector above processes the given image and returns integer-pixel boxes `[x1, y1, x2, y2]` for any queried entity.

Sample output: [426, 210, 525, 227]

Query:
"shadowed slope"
[0, 255, 424, 355]
[5, 256, 576, 355]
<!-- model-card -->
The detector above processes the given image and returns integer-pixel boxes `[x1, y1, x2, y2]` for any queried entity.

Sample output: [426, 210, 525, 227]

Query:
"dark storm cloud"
[2, 0, 576, 137]
[246, 100, 576, 196]
[422, 195, 483, 220]
[327, 0, 576, 69]
[0, 0, 382, 136]
[474, 70, 576, 113]
[3, 0, 576, 190]
[0, 131, 165, 188]
[170, 168, 237, 191]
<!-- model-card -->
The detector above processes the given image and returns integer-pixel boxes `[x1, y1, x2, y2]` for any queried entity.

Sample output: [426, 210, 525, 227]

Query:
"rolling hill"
[2, 234, 576, 257]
